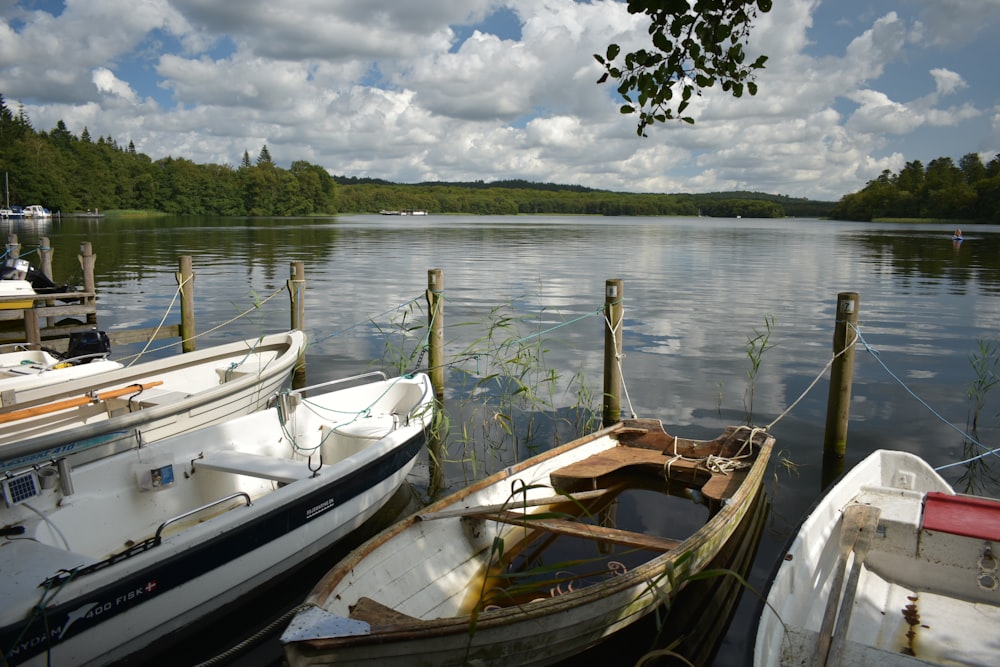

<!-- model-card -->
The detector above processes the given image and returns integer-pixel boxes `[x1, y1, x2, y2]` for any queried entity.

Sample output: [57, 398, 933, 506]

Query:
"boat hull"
[283, 420, 774, 666]
[0, 372, 433, 666]
[0, 330, 306, 472]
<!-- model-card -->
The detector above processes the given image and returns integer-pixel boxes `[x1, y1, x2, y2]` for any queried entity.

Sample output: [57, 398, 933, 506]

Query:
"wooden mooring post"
[603, 278, 624, 427]
[822, 291, 859, 486]
[287, 261, 306, 387]
[176, 256, 196, 352]
[426, 268, 445, 497]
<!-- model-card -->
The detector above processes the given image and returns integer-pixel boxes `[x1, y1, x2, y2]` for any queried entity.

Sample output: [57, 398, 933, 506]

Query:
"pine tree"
[257, 145, 273, 166]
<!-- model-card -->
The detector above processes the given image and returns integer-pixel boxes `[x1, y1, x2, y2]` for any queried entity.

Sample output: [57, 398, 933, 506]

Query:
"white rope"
[662, 425, 764, 477]
[764, 326, 858, 432]
[604, 303, 636, 419]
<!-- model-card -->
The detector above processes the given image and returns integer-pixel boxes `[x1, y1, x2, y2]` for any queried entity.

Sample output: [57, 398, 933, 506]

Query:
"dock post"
[38, 237, 56, 328]
[177, 256, 196, 352]
[38, 237, 53, 282]
[6, 234, 18, 261]
[78, 242, 97, 325]
[426, 268, 445, 497]
[603, 278, 624, 427]
[287, 261, 306, 388]
[822, 291, 859, 486]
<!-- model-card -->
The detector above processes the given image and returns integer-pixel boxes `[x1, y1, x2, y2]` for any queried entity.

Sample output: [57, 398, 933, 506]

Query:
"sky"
[1, 0, 998, 202]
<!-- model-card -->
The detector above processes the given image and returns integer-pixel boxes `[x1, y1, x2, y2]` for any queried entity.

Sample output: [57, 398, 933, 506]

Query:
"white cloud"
[92, 67, 138, 103]
[0, 0, 993, 201]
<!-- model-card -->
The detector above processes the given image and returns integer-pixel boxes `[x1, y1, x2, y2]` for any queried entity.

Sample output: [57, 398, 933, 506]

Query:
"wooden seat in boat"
[549, 444, 747, 502]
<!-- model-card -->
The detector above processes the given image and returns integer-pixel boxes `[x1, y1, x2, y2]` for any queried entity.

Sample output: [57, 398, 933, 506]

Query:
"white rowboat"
[754, 449, 1000, 666]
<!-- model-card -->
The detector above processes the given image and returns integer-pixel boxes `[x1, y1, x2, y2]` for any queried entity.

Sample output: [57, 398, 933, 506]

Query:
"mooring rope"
[603, 299, 637, 419]
[846, 323, 1000, 470]
[192, 603, 311, 667]
[117, 282, 286, 365]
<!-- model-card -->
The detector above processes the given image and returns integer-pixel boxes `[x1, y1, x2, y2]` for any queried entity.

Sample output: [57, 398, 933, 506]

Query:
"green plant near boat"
[743, 314, 776, 424]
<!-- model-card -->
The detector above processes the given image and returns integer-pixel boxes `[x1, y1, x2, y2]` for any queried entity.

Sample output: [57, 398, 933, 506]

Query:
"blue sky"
[1, 0, 998, 201]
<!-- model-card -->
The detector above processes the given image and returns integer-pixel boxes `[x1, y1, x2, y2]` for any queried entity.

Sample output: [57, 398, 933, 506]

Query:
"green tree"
[959, 153, 987, 185]
[256, 145, 273, 166]
[595, 0, 771, 134]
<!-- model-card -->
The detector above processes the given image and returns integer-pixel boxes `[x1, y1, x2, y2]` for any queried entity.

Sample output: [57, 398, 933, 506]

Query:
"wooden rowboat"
[0, 371, 433, 666]
[0, 330, 306, 472]
[281, 418, 775, 666]
[754, 449, 1000, 666]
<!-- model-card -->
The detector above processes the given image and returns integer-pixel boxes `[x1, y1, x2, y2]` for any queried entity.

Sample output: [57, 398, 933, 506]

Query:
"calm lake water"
[7, 214, 1000, 665]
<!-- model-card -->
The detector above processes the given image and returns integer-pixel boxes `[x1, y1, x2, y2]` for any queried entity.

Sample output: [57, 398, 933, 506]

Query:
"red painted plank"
[922, 491, 1000, 541]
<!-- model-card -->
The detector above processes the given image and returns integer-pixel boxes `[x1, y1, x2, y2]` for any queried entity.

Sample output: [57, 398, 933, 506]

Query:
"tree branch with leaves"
[595, 0, 771, 135]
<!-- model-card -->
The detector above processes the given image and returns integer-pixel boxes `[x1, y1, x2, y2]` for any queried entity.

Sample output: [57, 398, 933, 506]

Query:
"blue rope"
[850, 324, 1000, 470]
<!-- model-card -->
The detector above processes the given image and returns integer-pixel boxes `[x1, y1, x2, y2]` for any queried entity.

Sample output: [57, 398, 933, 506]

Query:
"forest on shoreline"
[2, 95, 996, 221]
[830, 154, 1000, 223]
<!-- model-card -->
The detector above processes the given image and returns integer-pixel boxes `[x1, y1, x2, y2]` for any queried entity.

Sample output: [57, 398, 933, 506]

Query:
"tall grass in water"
[375, 298, 603, 489]
[743, 314, 776, 425]
[959, 339, 1000, 494]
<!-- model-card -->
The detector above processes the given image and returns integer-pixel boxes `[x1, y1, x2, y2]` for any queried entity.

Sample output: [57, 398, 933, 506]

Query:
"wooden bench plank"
[466, 509, 682, 552]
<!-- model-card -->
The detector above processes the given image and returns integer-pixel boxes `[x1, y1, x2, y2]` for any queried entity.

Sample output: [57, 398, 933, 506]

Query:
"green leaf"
[652, 30, 670, 52]
[620, 104, 635, 114]
[606, 43, 621, 61]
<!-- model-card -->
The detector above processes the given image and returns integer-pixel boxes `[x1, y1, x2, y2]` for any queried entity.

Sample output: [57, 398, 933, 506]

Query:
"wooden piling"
[822, 291, 859, 485]
[177, 256, 196, 352]
[6, 234, 19, 262]
[78, 242, 97, 326]
[426, 268, 444, 497]
[288, 262, 306, 331]
[603, 278, 624, 427]
[38, 237, 53, 282]
[426, 269, 445, 400]
[287, 261, 306, 387]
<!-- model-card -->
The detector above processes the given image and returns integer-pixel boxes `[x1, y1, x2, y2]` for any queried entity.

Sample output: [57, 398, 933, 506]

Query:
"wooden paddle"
[0, 381, 163, 424]
[822, 503, 882, 666]
[814, 504, 869, 663]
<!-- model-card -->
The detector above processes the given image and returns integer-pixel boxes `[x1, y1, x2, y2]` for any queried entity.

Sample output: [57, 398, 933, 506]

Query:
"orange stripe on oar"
[0, 381, 164, 424]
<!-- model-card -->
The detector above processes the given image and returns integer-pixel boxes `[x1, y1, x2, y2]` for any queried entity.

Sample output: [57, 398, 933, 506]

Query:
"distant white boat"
[379, 209, 427, 216]
[21, 205, 51, 218]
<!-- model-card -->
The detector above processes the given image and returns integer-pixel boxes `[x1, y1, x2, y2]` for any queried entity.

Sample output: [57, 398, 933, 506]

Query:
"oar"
[0, 381, 163, 424]
[823, 504, 882, 666]
[814, 504, 869, 663]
